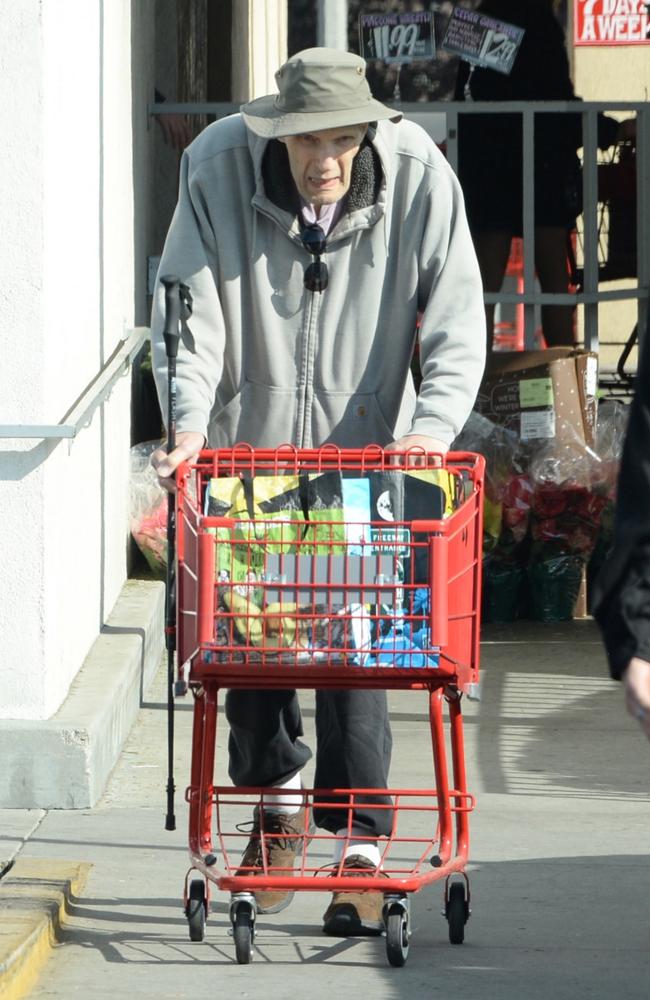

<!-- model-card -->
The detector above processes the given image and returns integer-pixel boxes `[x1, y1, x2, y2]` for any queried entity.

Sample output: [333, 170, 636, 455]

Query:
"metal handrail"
[0, 327, 149, 440]
[150, 98, 649, 355]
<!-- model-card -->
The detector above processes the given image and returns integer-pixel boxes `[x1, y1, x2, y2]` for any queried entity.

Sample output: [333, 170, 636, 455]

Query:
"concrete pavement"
[2, 619, 650, 999]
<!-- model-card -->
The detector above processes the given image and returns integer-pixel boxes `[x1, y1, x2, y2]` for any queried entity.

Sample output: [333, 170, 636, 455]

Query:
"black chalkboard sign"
[440, 6, 524, 75]
[359, 10, 435, 65]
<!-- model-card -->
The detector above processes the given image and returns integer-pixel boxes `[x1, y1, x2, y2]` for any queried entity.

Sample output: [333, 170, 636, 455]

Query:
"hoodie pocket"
[312, 390, 395, 448]
[209, 380, 299, 448]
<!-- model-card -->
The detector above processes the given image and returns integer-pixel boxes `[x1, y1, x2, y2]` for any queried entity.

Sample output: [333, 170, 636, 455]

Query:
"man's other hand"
[154, 112, 193, 151]
[622, 657, 650, 740]
[151, 431, 206, 492]
[386, 434, 449, 467]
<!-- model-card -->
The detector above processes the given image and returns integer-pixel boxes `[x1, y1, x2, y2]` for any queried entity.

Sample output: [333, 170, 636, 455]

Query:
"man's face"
[279, 124, 368, 207]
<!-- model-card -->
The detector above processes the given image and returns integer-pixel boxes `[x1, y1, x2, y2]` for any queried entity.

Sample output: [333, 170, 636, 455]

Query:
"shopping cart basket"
[170, 443, 484, 965]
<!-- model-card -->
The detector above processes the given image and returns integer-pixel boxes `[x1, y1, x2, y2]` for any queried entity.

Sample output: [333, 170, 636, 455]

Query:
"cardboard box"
[474, 348, 599, 450]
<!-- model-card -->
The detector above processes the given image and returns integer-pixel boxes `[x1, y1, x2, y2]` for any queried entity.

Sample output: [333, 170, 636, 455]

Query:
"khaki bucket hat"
[240, 47, 402, 138]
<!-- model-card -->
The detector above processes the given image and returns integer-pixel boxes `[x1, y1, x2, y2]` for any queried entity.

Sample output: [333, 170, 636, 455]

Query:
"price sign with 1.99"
[359, 11, 435, 65]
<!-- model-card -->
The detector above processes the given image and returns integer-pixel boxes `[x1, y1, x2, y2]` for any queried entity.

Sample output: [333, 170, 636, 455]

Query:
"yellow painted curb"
[0, 858, 91, 1000]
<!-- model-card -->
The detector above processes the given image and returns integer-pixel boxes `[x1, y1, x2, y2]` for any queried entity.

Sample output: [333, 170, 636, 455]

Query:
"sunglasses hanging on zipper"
[301, 222, 329, 292]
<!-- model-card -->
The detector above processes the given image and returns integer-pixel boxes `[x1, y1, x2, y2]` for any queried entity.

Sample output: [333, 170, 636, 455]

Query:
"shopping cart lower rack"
[173, 445, 484, 966]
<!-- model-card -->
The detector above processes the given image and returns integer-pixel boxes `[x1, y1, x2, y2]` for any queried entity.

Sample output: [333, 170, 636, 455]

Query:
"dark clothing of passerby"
[592, 339, 650, 679]
[454, 0, 619, 350]
[455, 0, 617, 234]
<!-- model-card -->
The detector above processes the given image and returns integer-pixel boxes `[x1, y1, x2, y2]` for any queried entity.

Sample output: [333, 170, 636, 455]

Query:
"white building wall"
[0, 0, 134, 720]
[575, 46, 650, 101]
[94, 1, 134, 623]
[0, 2, 49, 719]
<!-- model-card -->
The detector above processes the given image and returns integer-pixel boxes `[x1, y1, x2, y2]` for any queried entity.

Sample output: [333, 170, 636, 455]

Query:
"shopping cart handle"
[411, 519, 443, 533]
[429, 533, 449, 648]
[200, 516, 237, 529]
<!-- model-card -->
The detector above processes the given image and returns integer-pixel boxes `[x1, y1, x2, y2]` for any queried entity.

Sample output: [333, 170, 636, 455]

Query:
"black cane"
[161, 274, 182, 832]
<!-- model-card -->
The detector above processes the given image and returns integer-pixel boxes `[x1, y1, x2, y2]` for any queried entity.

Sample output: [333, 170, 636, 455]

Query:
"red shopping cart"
[170, 443, 484, 965]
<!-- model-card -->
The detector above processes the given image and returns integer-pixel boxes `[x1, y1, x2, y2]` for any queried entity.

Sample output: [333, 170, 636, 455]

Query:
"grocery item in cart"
[301, 471, 346, 553]
[368, 468, 457, 584]
[207, 465, 460, 663]
[206, 471, 349, 578]
[212, 592, 370, 665]
[206, 474, 304, 584]
[341, 477, 372, 554]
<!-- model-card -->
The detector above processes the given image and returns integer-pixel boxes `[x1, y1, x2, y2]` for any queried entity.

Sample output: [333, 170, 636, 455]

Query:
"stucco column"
[231, 0, 288, 103]
[317, 0, 348, 50]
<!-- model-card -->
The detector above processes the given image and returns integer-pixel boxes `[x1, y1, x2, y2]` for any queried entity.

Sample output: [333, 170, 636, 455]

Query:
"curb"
[0, 857, 91, 1000]
[0, 577, 165, 809]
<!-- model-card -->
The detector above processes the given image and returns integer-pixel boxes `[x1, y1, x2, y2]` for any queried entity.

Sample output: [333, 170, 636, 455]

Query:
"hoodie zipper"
[297, 282, 320, 449]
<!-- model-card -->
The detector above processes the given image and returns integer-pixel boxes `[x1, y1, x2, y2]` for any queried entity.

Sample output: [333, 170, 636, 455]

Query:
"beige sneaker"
[322, 854, 388, 936]
[235, 805, 310, 914]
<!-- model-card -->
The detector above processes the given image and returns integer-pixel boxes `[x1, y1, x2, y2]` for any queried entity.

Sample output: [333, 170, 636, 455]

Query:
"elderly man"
[151, 47, 485, 937]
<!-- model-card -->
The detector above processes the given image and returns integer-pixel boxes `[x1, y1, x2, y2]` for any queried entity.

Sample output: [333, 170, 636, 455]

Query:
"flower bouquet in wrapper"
[526, 422, 609, 621]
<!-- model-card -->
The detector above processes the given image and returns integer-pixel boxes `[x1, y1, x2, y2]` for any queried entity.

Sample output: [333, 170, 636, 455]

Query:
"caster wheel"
[186, 879, 206, 942]
[446, 881, 468, 945]
[233, 902, 254, 964]
[385, 905, 410, 967]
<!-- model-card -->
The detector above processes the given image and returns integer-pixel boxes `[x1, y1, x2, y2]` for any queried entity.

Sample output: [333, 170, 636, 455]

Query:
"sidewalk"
[2, 619, 650, 999]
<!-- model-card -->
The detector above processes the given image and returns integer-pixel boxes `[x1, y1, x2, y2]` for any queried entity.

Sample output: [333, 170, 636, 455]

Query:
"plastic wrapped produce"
[587, 398, 630, 596]
[129, 440, 167, 576]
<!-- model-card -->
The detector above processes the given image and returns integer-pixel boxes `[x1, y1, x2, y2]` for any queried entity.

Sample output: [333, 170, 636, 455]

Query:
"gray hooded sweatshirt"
[151, 114, 485, 449]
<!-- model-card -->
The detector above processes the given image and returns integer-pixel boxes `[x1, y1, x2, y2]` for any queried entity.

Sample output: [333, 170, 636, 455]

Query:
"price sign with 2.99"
[440, 6, 525, 75]
[359, 11, 435, 64]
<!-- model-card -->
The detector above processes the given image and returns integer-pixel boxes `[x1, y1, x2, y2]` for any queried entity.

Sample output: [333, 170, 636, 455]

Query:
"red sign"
[574, 0, 650, 45]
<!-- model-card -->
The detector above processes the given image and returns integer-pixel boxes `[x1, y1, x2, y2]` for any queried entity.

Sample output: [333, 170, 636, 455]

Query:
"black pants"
[225, 688, 393, 836]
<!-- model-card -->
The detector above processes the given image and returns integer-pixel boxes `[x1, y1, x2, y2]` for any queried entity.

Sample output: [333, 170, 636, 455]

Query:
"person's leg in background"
[535, 225, 576, 347]
[472, 229, 514, 353]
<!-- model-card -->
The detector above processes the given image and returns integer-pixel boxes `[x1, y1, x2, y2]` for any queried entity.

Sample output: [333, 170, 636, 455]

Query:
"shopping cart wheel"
[384, 900, 410, 967]
[446, 881, 468, 945]
[230, 897, 255, 964]
[186, 879, 207, 942]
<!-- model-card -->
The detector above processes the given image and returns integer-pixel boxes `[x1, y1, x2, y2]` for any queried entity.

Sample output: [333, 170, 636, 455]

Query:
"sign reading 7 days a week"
[440, 6, 525, 74]
[574, 0, 650, 46]
[359, 11, 435, 64]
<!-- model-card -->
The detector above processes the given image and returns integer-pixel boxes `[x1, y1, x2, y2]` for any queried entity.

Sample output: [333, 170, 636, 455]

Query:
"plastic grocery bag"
[129, 440, 167, 577]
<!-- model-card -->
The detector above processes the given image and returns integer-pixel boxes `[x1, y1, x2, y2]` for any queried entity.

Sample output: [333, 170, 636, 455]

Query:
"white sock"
[261, 772, 303, 815]
[333, 826, 382, 867]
